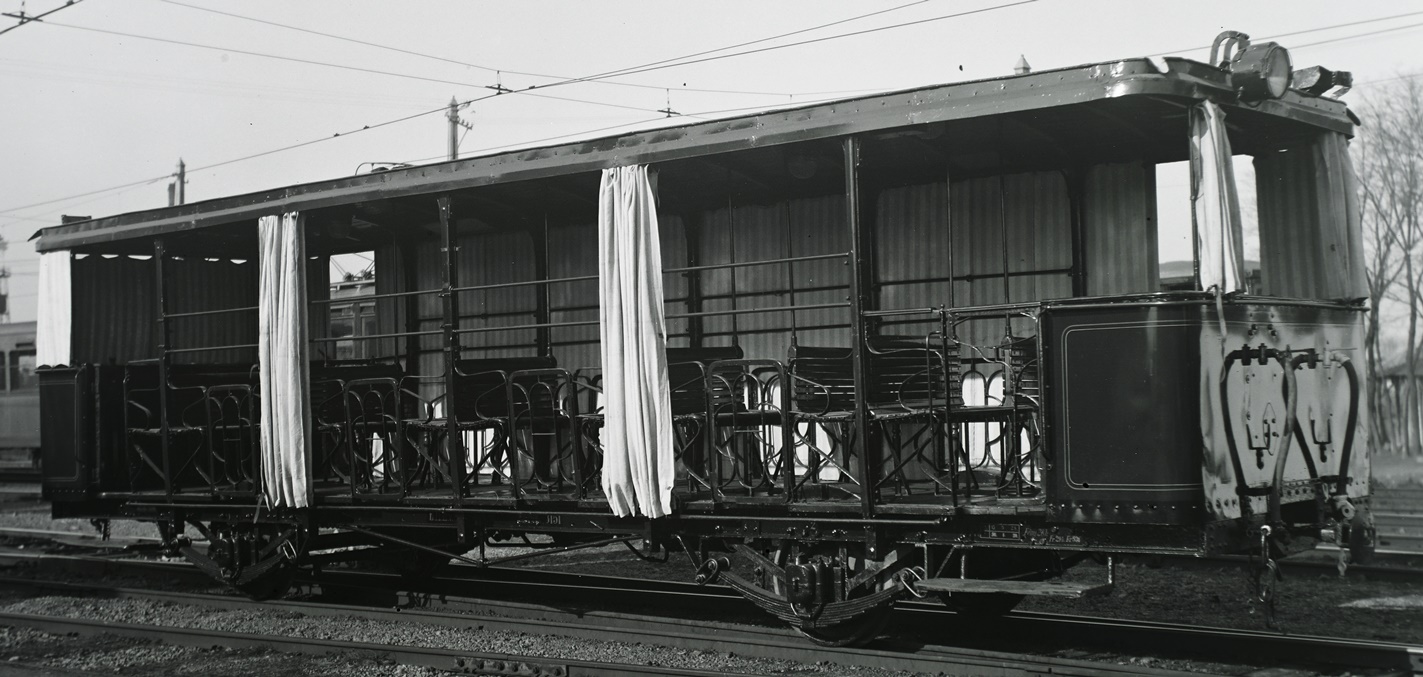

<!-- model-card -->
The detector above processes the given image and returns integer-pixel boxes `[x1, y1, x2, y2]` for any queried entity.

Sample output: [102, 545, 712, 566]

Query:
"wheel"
[718, 541, 907, 648]
[233, 562, 295, 601]
[186, 522, 302, 600]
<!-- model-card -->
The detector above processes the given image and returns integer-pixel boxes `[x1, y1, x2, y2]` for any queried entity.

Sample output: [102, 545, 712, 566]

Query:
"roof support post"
[438, 195, 464, 500]
[154, 238, 173, 497]
[844, 136, 875, 518]
[533, 217, 552, 358]
[683, 212, 705, 348]
[1065, 167, 1088, 298]
[401, 240, 421, 372]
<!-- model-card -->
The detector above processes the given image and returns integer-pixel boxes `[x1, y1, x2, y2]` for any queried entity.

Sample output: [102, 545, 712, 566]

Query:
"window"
[1155, 156, 1260, 293]
[9, 351, 36, 391]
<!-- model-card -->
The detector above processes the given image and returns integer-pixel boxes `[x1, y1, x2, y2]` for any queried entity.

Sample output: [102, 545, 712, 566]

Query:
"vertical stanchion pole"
[438, 196, 463, 500]
[154, 239, 173, 497]
[534, 216, 551, 358]
[683, 213, 704, 348]
[844, 137, 874, 519]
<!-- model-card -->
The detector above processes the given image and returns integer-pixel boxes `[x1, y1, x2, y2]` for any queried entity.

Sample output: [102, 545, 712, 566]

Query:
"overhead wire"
[40, 20, 526, 90]
[532, 0, 1038, 91]
[398, 88, 872, 166]
[1287, 20, 1423, 51]
[158, 0, 905, 98]
[1355, 72, 1423, 87]
[1143, 9, 1423, 58]
[7, 0, 1035, 218]
[36, 21, 723, 120]
[0, 55, 437, 109]
[0, 0, 84, 37]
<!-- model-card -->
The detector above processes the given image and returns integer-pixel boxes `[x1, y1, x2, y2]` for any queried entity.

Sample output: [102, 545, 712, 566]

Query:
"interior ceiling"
[74, 95, 1332, 258]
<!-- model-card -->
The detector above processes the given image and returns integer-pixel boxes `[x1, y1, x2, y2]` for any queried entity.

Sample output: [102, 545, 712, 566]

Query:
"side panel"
[39, 366, 92, 501]
[1044, 300, 1369, 527]
[1043, 304, 1203, 525]
[1199, 303, 1368, 521]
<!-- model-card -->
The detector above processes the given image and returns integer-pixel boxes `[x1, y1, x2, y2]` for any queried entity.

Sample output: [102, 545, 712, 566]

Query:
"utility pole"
[448, 97, 458, 161]
[168, 158, 186, 206]
[446, 96, 473, 161]
[0, 235, 8, 324]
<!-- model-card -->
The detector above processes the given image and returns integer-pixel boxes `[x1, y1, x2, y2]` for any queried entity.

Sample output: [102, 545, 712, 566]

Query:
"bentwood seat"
[788, 339, 951, 421]
[946, 334, 1042, 497]
[122, 362, 259, 494]
[665, 346, 743, 492]
[506, 366, 586, 496]
[786, 339, 952, 497]
[700, 356, 790, 498]
[400, 356, 557, 493]
[309, 362, 404, 490]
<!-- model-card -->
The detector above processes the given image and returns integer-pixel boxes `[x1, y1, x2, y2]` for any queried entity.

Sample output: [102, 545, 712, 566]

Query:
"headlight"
[1231, 42, 1292, 100]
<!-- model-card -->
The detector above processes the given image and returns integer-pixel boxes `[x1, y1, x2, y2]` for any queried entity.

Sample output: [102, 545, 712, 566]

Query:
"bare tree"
[1358, 74, 1423, 454]
[1359, 139, 1402, 451]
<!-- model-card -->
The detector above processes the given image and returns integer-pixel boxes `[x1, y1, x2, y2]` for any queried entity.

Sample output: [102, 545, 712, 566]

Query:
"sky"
[1, 0, 1420, 324]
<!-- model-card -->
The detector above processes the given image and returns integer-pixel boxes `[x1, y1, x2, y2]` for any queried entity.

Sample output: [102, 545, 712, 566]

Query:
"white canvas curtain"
[598, 165, 675, 518]
[258, 212, 312, 508]
[1190, 100, 1247, 293]
[36, 250, 72, 367]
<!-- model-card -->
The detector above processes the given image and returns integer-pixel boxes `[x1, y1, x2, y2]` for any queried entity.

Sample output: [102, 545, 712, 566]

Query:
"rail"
[0, 554, 1413, 674]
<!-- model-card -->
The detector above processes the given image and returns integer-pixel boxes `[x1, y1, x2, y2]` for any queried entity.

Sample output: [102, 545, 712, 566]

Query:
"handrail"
[662, 251, 848, 275]
[310, 329, 444, 344]
[454, 319, 600, 335]
[441, 252, 849, 296]
[448, 302, 853, 336]
[309, 287, 443, 306]
[666, 302, 847, 321]
[166, 343, 258, 354]
[451, 274, 597, 294]
[165, 306, 258, 319]
[861, 307, 941, 318]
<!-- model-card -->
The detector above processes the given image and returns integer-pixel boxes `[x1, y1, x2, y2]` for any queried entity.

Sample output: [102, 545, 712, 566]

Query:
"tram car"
[0, 321, 39, 479]
[35, 32, 1372, 644]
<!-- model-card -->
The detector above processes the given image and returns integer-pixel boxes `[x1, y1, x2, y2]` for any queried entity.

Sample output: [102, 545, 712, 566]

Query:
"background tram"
[35, 32, 1371, 644]
[0, 321, 39, 479]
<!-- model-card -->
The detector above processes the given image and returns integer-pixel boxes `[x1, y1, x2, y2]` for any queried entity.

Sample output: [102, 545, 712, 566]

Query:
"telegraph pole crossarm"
[0, 0, 85, 38]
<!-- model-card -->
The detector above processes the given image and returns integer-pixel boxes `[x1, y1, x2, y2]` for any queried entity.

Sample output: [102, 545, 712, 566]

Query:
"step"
[914, 577, 1113, 599]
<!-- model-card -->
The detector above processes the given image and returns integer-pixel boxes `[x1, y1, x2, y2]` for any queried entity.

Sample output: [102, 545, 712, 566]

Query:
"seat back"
[867, 337, 950, 411]
[1007, 336, 1039, 405]
[790, 339, 956, 413]
[311, 362, 404, 423]
[124, 362, 257, 429]
[789, 346, 855, 413]
[452, 356, 557, 421]
[666, 346, 744, 416]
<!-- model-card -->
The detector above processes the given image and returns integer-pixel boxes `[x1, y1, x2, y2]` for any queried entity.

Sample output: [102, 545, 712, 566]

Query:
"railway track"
[0, 549, 1417, 675]
[0, 488, 1419, 674]
[0, 583, 728, 676]
[0, 569, 1198, 677]
[1375, 486, 1423, 555]
[5, 522, 1420, 586]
